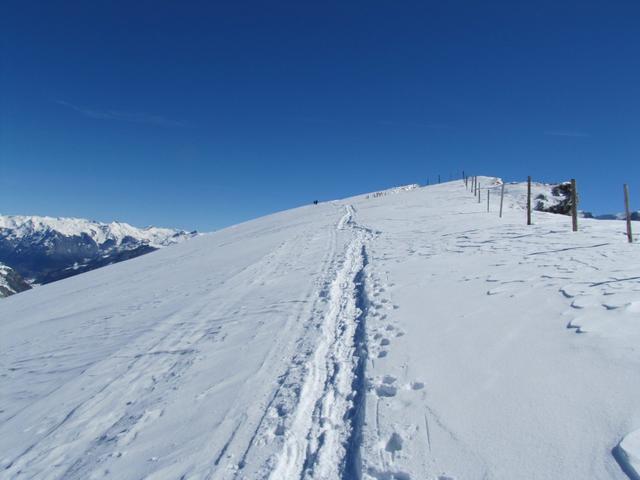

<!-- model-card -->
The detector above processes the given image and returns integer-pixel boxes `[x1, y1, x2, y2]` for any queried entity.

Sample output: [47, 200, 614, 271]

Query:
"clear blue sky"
[1, 1, 639, 231]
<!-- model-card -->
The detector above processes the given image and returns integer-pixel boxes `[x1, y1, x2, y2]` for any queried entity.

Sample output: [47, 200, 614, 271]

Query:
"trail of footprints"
[364, 273, 455, 480]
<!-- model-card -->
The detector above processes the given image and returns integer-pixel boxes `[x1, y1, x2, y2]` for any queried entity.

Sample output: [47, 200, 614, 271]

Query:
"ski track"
[268, 205, 371, 480]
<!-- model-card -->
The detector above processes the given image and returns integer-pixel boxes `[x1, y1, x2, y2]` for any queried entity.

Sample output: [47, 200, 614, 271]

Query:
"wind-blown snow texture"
[1, 177, 639, 480]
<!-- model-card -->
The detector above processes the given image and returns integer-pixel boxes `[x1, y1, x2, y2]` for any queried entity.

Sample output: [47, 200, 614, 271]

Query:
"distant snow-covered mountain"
[0, 215, 197, 290]
[0, 262, 31, 298]
[584, 211, 640, 221]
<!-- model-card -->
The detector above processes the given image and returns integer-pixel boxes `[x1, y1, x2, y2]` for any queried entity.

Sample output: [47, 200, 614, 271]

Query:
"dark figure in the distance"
[313, 200, 318, 205]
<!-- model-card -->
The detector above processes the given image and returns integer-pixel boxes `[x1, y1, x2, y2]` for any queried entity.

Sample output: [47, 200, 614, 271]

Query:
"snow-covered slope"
[1, 178, 639, 480]
[0, 214, 197, 285]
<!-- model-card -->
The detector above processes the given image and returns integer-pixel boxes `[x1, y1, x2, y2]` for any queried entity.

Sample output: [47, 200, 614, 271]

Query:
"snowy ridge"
[1, 177, 639, 480]
[478, 178, 569, 213]
[617, 430, 640, 480]
[0, 214, 197, 286]
[0, 214, 194, 248]
[365, 184, 419, 199]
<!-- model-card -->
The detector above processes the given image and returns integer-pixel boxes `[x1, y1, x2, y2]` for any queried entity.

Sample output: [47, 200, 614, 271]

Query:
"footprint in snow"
[382, 375, 396, 384]
[375, 376, 397, 397]
[385, 432, 403, 454]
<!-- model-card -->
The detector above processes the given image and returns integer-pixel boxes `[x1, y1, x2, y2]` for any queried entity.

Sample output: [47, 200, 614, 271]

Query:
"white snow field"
[1, 177, 639, 480]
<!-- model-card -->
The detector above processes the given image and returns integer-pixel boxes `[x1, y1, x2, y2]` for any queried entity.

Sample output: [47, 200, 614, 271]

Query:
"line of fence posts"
[624, 184, 633, 243]
[470, 175, 633, 241]
[526, 176, 532, 226]
[571, 178, 578, 232]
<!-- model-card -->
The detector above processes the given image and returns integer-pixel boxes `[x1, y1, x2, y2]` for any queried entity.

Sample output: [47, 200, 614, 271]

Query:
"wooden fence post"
[624, 184, 633, 243]
[478, 183, 481, 203]
[571, 178, 578, 232]
[527, 176, 532, 225]
[487, 189, 490, 212]
[499, 182, 505, 218]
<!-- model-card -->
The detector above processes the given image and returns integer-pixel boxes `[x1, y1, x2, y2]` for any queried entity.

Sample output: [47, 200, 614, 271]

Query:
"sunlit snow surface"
[1, 178, 639, 480]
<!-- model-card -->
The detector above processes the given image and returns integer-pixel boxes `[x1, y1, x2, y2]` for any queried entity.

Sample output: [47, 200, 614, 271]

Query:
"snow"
[477, 178, 569, 212]
[1, 177, 639, 480]
[618, 429, 640, 480]
[0, 214, 194, 248]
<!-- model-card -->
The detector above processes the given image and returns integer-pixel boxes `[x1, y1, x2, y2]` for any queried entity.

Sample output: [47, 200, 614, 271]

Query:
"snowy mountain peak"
[0, 214, 195, 249]
[0, 214, 198, 286]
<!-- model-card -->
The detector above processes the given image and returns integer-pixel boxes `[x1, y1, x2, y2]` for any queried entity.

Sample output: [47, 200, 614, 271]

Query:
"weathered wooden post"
[527, 176, 532, 225]
[499, 182, 505, 218]
[624, 184, 633, 243]
[487, 189, 490, 212]
[571, 178, 578, 232]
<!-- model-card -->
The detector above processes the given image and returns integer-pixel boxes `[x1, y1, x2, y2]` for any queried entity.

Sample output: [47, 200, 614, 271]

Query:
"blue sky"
[1, 1, 639, 231]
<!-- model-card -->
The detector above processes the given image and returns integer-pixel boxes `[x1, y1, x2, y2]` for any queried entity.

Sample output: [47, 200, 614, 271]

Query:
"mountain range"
[0, 215, 196, 297]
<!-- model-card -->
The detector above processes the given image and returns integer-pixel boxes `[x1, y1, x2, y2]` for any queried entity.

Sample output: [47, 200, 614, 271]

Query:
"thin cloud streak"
[544, 131, 589, 138]
[55, 100, 186, 127]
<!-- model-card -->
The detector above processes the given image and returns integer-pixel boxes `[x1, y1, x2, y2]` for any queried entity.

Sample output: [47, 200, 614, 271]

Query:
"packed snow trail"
[269, 205, 371, 480]
[2, 178, 640, 479]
